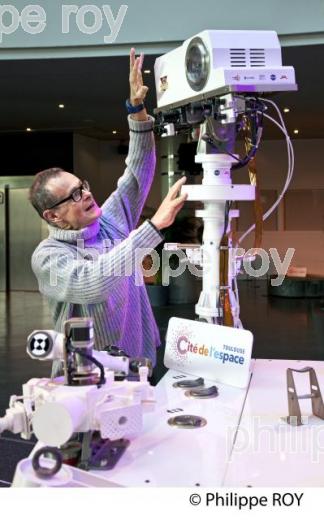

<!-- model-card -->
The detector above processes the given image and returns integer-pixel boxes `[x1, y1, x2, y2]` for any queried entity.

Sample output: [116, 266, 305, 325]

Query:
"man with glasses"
[29, 49, 187, 368]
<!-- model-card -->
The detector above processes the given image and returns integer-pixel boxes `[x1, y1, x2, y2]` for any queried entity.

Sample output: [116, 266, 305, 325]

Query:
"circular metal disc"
[168, 414, 207, 429]
[185, 386, 219, 399]
[172, 377, 204, 389]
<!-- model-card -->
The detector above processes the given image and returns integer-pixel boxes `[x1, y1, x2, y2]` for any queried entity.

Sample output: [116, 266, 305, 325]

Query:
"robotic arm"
[154, 29, 297, 326]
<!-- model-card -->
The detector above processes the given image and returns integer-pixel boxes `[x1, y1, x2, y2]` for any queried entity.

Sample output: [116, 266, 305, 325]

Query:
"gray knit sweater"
[32, 115, 163, 366]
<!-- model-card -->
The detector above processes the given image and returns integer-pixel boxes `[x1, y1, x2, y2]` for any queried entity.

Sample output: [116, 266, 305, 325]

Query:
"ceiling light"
[144, 70, 151, 74]
[26, 128, 32, 132]
[293, 129, 299, 134]
[58, 104, 65, 109]
[283, 108, 290, 113]
[112, 130, 117, 134]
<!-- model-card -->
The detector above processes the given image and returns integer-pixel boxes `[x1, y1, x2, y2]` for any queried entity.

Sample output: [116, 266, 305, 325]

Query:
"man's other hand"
[151, 177, 188, 231]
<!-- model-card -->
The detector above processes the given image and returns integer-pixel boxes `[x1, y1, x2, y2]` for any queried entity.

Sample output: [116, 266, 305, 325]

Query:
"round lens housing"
[185, 37, 210, 91]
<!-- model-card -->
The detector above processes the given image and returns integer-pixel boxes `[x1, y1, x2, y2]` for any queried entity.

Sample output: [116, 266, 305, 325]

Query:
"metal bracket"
[78, 431, 130, 470]
[286, 367, 324, 426]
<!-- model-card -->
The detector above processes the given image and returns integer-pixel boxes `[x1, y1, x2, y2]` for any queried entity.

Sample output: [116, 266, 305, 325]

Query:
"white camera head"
[154, 29, 297, 112]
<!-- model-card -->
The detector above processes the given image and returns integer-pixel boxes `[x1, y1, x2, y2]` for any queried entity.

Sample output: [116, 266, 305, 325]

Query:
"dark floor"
[1, 279, 324, 485]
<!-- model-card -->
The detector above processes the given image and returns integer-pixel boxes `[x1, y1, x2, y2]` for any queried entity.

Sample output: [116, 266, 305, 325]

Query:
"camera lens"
[185, 37, 210, 91]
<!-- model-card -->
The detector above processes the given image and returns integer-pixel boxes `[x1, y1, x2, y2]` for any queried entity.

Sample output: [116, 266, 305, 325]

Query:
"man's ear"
[43, 209, 63, 225]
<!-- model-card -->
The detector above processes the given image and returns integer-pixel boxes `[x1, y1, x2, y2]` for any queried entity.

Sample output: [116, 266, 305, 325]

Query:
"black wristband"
[126, 98, 145, 114]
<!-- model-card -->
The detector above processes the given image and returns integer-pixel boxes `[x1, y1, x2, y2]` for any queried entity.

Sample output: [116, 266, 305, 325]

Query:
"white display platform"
[26, 360, 324, 487]
[223, 359, 324, 487]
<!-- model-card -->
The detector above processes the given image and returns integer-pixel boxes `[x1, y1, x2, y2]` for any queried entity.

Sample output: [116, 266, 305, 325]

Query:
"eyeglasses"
[47, 180, 90, 210]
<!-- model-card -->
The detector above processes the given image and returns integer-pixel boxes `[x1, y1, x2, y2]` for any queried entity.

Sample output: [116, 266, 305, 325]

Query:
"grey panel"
[8, 188, 42, 291]
[0, 177, 35, 190]
[0, 188, 6, 291]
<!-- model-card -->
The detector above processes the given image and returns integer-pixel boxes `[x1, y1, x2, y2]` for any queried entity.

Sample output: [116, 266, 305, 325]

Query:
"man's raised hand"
[129, 47, 149, 106]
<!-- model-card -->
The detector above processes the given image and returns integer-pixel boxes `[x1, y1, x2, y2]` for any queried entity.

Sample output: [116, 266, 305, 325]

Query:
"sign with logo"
[164, 318, 253, 388]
